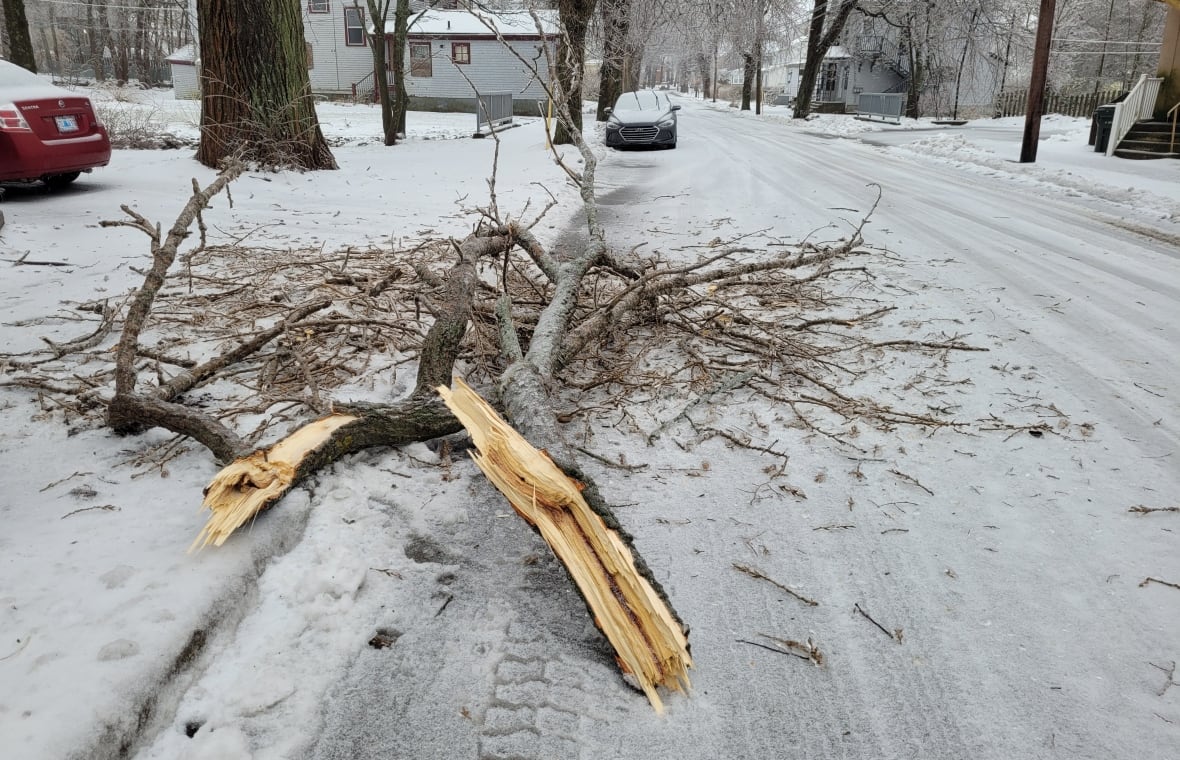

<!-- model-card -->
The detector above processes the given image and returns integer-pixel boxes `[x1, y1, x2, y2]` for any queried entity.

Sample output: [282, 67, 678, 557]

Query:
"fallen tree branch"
[438, 378, 691, 713]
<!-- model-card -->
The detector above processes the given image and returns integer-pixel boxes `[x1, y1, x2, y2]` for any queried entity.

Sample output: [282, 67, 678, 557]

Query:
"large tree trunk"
[793, 0, 857, 119]
[596, 0, 630, 121]
[196, 0, 336, 170]
[2, 0, 37, 72]
[553, 0, 596, 145]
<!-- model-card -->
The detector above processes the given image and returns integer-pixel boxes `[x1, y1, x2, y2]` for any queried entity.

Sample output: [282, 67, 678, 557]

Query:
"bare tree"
[2, 0, 37, 72]
[554, 0, 597, 144]
[793, 0, 857, 118]
[366, 0, 399, 145]
[596, 0, 631, 120]
[196, 0, 336, 170]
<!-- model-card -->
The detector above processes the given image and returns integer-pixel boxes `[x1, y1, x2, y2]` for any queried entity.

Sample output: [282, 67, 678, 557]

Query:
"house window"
[410, 42, 432, 77]
[308, 0, 329, 13]
[344, 7, 365, 46]
[451, 42, 470, 65]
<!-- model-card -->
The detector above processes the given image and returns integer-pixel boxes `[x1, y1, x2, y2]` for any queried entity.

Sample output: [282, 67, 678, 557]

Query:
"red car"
[0, 59, 111, 188]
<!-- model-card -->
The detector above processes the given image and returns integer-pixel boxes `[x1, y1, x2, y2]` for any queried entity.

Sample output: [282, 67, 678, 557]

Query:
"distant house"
[166, 44, 199, 100]
[170, 1, 557, 115]
[397, 8, 557, 114]
[305, 2, 557, 115]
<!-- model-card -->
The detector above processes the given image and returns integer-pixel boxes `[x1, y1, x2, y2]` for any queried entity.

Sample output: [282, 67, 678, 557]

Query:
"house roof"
[384, 9, 559, 38]
[166, 44, 196, 64]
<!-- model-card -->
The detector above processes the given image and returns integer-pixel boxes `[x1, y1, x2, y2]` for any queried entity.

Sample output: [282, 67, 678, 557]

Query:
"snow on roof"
[392, 8, 558, 37]
[166, 44, 196, 64]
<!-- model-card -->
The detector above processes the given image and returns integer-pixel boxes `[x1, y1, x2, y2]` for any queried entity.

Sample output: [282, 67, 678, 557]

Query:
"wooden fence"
[994, 89, 1126, 118]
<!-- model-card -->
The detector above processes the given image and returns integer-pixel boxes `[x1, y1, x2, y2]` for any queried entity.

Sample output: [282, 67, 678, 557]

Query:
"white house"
[166, 43, 199, 100]
[171, 1, 557, 115]
[394, 7, 556, 114]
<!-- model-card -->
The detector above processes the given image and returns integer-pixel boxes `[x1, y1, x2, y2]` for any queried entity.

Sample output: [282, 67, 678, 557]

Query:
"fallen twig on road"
[1139, 577, 1180, 592]
[733, 563, 819, 607]
[1129, 505, 1179, 516]
[854, 602, 903, 643]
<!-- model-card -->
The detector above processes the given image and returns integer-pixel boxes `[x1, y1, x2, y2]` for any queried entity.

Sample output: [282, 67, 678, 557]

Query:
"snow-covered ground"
[2, 86, 1178, 759]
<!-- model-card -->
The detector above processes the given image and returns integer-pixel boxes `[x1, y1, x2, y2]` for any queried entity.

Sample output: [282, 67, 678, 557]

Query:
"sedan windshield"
[613, 91, 664, 112]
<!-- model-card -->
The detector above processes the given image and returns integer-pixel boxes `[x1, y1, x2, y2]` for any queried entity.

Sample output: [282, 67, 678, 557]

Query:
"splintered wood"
[437, 378, 692, 713]
[192, 413, 358, 550]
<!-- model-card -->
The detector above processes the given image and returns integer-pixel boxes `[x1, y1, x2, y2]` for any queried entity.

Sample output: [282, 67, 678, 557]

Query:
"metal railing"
[351, 71, 376, 104]
[1169, 101, 1179, 154]
[856, 92, 905, 123]
[475, 92, 513, 133]
[1106, 74, 1163, 157]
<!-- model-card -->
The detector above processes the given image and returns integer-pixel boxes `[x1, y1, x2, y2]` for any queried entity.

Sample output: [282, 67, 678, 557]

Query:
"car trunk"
[16, 94, 99, 140]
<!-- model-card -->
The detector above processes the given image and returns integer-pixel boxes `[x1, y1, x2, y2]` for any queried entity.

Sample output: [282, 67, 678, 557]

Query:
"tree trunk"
[793, 0, 856, 119]
[3, 0, 37, 72]
[367, 0, 397, 146]
[196, 0, 337, 170]
[392, 0, 409, 135]
[596, 0, 630, 122]
[86, 0, 106, 82]
[553, 0, 596, 145]
[741, 52, 754, 110]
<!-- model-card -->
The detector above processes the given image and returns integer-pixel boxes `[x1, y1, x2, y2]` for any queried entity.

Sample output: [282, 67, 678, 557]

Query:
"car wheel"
[44, 172, 81, 190]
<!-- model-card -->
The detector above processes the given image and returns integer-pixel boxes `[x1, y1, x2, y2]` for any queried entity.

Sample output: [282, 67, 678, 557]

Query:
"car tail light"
[0, 103, 32, 131]
[85, 99, 105, 128]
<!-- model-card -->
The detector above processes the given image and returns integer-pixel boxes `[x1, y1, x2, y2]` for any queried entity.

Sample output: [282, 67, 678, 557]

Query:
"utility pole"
[1020, 0, 1057, 163]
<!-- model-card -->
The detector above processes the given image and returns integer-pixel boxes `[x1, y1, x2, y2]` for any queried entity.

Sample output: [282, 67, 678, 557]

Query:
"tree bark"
[196, 0, 336, 170]
[366, 0, 397, 146]
[596, 0, 630, 121]
[392, 0, 410, 135]
[2, 0, 37, 72]
[553, 0, 596, 145]
[741, 52, 754, 110]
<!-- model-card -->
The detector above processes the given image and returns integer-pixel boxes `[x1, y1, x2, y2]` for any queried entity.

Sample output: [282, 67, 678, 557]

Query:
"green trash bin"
[1091, 104, 1117, 152]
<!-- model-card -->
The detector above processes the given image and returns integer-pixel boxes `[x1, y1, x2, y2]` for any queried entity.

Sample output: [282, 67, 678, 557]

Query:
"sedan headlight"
[607, 115, 622, 129]
[657, 116, 675, 128]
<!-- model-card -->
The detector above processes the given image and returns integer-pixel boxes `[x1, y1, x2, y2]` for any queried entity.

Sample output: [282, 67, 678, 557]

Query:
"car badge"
[59, 99, 66, 108]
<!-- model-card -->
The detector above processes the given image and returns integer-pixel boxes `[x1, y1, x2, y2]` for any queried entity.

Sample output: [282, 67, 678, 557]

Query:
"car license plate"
[55, 115, 79, 133]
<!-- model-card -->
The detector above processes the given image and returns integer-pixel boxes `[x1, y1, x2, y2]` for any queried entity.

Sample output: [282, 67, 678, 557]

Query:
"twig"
[60, 504, 120, 520]
[1150, 661, 1178, 697]
[574, 446, 649, 472]
[888, 468, 934, 496]
[813, 524, 855, 531]
[1129, 506, 1179, 515]
[733, 563, 819, 606]
[1139, 577, 1180, 591]
[854, 602, 903, 643]
[735, 638, 810, 662]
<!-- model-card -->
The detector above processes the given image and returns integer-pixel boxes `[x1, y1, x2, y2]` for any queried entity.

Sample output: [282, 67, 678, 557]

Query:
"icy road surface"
[300, 102, 1180, 759]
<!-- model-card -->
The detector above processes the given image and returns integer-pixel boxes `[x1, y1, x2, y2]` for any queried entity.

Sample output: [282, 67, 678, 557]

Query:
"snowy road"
[296, 102, 1180, 759]
[98, 101, 1180, 760]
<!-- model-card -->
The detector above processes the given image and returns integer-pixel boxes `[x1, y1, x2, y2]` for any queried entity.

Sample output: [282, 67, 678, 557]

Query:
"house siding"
[170, 62, 200, 99]
[304, 6, 375, 95]
[403, 38, 551, 109]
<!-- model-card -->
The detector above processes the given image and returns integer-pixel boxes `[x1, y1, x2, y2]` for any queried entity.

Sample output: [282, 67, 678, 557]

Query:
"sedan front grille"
[620, 125, 659, 143]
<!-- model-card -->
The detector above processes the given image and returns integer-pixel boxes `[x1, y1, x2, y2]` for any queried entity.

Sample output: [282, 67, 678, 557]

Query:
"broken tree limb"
[194, 394, 464, 549]
[437, 377, 692, 713]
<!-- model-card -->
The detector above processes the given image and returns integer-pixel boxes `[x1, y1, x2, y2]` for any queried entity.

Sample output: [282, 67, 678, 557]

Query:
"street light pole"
[1020, 0, 1057, 163]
